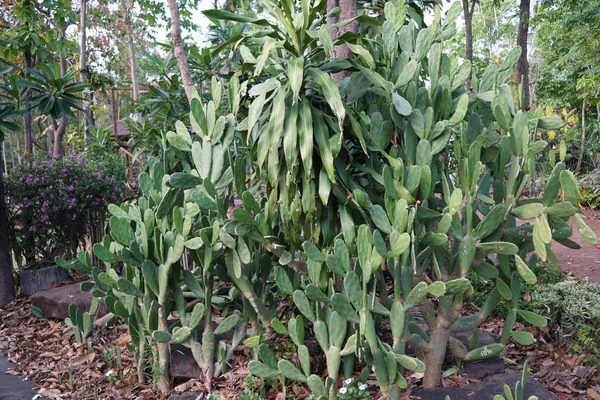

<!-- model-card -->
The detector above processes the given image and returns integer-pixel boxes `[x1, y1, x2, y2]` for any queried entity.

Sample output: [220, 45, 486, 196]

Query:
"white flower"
[105, 370, 114, 377]
[339, 387, 348, 394]
[344, 378, 353, 385]
[359, 384, 368, 391]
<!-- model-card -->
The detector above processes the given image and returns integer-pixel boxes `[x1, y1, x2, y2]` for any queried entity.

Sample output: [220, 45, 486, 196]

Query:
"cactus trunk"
[156, 305, 171, 394]
[137, 331, 146, 384]
[422, 328, 451, 388]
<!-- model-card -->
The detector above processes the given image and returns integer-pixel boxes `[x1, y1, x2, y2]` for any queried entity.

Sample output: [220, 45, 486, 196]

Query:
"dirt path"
[552, 209, 600, 283]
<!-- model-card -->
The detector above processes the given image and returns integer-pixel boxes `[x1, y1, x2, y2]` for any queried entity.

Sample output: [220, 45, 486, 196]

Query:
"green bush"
[5, 153, 128, 268]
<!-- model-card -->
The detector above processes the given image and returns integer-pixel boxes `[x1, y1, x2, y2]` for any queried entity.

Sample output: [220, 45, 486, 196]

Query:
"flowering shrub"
[5, 153, 128, 269]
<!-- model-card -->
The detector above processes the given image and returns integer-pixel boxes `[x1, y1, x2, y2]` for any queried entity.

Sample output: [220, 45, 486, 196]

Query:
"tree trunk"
[53, 42, 68, 158]
[166, 0, 193, 103]
[120, 0, 139, 102]
[329, 0, 359, 85]
[53, 118, 67, 158]
[516, 0, 531, 109]
[576, 99, 586, 172]
[0, 147, 15, 308]
[462, 0, 476, 88]
[79, 0, 93, 145]
[23, 45, 34, 158]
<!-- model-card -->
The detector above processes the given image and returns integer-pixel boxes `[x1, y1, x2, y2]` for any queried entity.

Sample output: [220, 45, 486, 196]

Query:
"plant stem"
[423, 327, 451, 388]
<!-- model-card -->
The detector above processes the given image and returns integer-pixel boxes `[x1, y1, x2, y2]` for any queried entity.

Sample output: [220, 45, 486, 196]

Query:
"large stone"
[171, 345, 201, 381]
[463, 356, 506, 380]
[30, 282, 107, 320]
[413, 372, 558, 400]
[19, 266, 69, 296]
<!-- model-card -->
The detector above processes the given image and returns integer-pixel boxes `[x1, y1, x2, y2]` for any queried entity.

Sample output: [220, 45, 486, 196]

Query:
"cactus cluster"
[57, 0, 597, 398]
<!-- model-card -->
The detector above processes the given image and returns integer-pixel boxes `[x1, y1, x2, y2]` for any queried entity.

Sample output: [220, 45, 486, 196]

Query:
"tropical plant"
[56, 0, 598, 398]
[206, 0, 596, 394]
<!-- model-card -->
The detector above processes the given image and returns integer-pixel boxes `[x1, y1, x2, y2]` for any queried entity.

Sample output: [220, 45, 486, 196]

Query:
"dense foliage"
[56, 1, 600, 398]
[6, 153, 128, 268]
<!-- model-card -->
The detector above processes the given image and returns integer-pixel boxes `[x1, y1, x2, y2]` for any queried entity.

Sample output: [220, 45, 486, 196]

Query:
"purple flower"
[28, 226, 37, 232]
[68, 185, 74, 191]
[41, 201, 49, 212]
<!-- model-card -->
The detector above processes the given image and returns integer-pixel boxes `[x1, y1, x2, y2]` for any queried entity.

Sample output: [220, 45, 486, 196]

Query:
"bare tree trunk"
[166, 0, 193, 103]
[53, 32, 69, 159]
[576, 99, 586, 172]
[462, 0, 476, 88]
[23, 45, 34, 158]
[79, 0, 93, 145]
[0, 147, 15, 308]
[516, 0, 530, 109]
[120, 0, 140, 102]
[329, 0, 359, 85]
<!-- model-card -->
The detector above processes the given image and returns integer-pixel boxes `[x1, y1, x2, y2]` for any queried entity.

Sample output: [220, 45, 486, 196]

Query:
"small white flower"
[359, 384, 368, 391]
[105, 370, 114, 377]
[339, 387, 348, 394]
[344, 378, 353, 385]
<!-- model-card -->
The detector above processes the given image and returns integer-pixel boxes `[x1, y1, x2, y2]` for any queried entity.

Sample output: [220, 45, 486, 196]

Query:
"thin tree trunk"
[462, 0, 476, 88]
[0, 146, 15, 308]
[329, 0, 359, 85]
[516, 0, 530, 109]
[23, 46, 34, 158]
[166, 0, 193, 103]
[120, 0, 139, 102]
[79, 0, 93, 145]
[576, 99, 586, 172]
[54, 35, 68, 158]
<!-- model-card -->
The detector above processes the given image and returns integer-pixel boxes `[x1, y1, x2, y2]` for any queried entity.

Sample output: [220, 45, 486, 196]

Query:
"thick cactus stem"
[422, 328, 451, 388]
[156, 305, 171, 394]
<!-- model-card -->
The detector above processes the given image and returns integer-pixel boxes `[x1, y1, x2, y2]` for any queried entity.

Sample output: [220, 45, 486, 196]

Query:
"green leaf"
[517, 309, 547, 327]
[308, 68, 345, 129]
[476, 242, 519, 255]
[371, 205, 392, 234]
[277, 360, 307, 382]
[574, 214, 598, 245]
[303, 241, 326, 262]
[447, 94, 469, 127]
[93, 244, 120, 264]
[511, 331, 535, 346]
[215, 313, 241, 335]
[559, 170, 579, 207]
[514, 255, 537, 284]
[288, 56, 304, 101]
[248, 361, 279, 378]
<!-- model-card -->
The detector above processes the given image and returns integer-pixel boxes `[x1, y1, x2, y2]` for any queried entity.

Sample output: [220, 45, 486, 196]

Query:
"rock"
[30, 282, 108, 320]
[463, 356, 506, 380]
[171, 345, 201, 381]
[413, 372, 558, 400]
[19, 266, 69, 296]
[452, 330, 496, 348]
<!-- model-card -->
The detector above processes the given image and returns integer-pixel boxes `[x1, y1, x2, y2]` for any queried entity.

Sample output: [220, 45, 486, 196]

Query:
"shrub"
[521, 281, 600, 338]
[579, 169, 600, 209]
[5, 153, 128, 268]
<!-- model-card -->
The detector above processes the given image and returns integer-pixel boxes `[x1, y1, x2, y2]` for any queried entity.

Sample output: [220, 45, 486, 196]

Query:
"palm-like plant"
[25, 63, 86, 119]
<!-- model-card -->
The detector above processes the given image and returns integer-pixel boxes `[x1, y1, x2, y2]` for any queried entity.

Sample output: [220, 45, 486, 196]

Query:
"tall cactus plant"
[207, 0, 597, 395]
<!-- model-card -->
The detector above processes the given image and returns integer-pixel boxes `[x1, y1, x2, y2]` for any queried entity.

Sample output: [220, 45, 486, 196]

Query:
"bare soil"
[553, 209, 600, 283]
